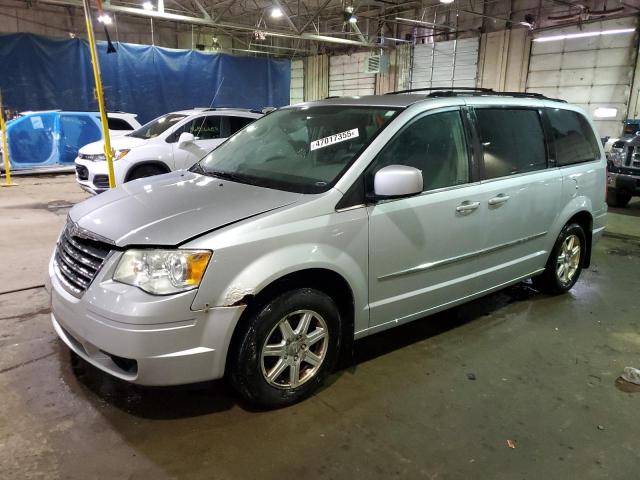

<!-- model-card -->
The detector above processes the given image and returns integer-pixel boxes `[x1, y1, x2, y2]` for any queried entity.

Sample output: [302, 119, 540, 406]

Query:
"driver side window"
[369, 110, 470, 192]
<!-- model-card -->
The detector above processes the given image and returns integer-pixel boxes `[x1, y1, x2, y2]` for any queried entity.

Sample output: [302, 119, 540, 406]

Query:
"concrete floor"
[2, 175, 640, 479]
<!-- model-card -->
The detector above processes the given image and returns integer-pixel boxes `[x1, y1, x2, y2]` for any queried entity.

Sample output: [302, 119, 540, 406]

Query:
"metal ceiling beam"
[38, 0, 377, 47]
[213, 0, 239, 23]
[297, 0, 332, 34]
[191, 0, 211, 19]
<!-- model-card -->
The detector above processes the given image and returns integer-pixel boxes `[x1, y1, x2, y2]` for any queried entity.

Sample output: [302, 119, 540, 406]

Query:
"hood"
[79, 135, 148, 154]
[69, 171, 302, 246]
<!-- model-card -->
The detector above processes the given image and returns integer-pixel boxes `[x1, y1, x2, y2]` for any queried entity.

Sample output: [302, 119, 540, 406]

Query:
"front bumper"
[74, 157, 115, 195]
[607, 171, 640, 196]
[49, 255, 245, 386]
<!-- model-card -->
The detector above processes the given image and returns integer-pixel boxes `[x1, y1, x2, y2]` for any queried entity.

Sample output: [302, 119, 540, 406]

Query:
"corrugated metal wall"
[411, 37, 480, 88]
[328, 52, 376, 96]
[290, 59, 304, 105]
[527, 17, 639, 137]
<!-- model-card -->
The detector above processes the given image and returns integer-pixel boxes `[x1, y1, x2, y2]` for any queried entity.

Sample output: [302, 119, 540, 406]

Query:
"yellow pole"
[82, 0, 116, 189]
[0, 90, 16, 187]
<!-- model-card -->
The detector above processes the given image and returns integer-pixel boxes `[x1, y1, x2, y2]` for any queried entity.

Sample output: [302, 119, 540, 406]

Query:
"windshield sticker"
[310, 128, 359, 151]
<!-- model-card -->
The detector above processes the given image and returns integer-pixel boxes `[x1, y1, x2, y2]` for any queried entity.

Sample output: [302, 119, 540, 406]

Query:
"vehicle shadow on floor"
[67, 282, 541, 420]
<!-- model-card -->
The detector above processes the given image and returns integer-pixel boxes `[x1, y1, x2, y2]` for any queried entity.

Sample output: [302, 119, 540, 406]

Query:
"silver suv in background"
[48, 90, 607, 407]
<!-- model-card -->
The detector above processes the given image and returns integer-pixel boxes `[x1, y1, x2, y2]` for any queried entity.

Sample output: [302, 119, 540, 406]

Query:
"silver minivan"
[48, 91, 607, 407]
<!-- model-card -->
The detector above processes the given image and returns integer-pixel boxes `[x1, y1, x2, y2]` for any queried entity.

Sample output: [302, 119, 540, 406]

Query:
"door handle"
[488, 194, 510, 206]
[456, 201, 480, 214]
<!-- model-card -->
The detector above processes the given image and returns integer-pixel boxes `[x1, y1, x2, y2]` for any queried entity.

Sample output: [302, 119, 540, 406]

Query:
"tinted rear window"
[228, 116, 255, 134]
[546, 108, 600, 166]
[107, 117, 134, 130]
[475, 108, 547, 180]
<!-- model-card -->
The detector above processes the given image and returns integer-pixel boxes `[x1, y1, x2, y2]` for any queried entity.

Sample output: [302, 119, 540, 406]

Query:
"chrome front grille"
[54, 224, 112, 297]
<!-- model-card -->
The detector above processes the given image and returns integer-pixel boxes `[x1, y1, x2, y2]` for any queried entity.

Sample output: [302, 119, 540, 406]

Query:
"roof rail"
[386, 87, 495, 95]
[386, 86, 566, 102]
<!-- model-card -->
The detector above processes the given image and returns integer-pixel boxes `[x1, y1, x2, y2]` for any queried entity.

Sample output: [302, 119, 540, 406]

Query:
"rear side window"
[546, 108, 600, 166]
[228, 116, 255, 134]
[475, 108, 546, 180]
[107, 117, 134, 130]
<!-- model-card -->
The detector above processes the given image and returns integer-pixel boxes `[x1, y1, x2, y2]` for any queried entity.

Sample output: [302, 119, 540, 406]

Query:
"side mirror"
[373, 165, 423, 199]
[177, 132, 195, 148]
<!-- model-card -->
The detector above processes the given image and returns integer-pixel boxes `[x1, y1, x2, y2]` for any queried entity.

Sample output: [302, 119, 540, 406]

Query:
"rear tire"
[126, 164, 166, 182]
[607, 189, 631, 208]
[229, 288, 341, 408]
[532, 223, 586, 295]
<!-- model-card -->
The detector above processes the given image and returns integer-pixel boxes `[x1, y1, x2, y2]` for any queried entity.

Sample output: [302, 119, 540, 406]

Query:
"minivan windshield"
[128, 114, 187, 139]
[194, 106, 399, 193]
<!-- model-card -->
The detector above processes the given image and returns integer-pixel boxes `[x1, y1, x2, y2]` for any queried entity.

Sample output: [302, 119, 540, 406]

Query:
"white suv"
[74, 108, 262, 194]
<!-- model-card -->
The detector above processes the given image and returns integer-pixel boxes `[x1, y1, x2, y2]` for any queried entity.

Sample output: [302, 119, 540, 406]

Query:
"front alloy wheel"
[229, 288, 341, 408]
[261, 310, 329, 389]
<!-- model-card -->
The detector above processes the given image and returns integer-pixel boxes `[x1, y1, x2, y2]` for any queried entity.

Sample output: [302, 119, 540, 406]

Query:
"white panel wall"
[527, 17, 639, 137]
[412, 37, 480, 89]
[328, 52, 376, 97]
[290, 59, 304, 105]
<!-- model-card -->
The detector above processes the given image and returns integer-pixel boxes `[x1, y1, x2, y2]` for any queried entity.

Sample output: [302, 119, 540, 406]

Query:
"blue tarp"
[0, 33, 291, 124]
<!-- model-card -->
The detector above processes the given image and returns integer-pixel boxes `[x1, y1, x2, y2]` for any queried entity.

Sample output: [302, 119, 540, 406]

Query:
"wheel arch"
[565, 210, 594, 268]
[225, 268, 356, 375]
[124, 160, 171, 182]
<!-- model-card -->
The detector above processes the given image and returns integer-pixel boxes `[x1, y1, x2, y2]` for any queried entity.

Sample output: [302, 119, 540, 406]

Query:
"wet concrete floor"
[1, 176, 640, 479]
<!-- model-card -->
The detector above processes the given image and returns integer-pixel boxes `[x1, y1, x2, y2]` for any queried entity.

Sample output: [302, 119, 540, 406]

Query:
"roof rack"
[386, 86, 566, 103]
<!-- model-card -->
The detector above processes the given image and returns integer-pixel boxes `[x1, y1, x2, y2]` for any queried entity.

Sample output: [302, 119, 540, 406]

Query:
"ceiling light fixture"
[533, 28, 635, 42]
[271, 7, 283, 18]
[440, 0, 455, 4]
[348, 14, 357, 24]
[142, 1, 154, 10]
[97, 14, 112, 24]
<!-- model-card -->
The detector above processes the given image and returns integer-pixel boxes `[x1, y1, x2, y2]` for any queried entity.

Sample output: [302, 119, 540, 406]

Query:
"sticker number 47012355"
[310, 128, 359, 151]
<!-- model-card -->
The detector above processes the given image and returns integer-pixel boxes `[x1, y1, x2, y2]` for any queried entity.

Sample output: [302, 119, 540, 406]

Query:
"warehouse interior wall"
[478, 29, 531, 92]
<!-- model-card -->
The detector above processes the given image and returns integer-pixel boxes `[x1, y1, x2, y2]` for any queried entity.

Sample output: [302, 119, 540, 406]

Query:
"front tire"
[533, 223, 586, 295]
[229, 288, 342, 408]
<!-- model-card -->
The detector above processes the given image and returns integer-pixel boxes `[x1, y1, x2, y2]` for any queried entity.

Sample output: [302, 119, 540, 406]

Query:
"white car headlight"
[113, 249, 212, 295]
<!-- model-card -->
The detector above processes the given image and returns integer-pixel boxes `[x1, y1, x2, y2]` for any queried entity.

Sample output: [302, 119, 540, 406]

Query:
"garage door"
[527, 17, 639, 138]
[290, 59, 304, 105]
[328, 52, 376, 97]
[411, 37, 480, 89]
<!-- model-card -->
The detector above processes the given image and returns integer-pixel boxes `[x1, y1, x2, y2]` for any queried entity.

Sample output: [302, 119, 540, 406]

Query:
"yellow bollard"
[0, 90, 17, 187]
[82, 0, 116, 189]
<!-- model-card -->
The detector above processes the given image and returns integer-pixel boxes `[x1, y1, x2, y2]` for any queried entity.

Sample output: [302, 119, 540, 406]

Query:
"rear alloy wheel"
[229, 288, 341, 408]
[533, 223, 586, 294]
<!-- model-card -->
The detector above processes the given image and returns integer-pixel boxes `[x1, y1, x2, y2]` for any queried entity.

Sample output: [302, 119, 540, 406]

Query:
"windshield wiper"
[203, 169, 252, 185]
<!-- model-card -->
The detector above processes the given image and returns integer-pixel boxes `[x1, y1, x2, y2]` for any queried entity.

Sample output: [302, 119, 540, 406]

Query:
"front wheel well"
[225, 268, 355, 374]
[124, 161, 171, 182]
[565, 211, 593, 268]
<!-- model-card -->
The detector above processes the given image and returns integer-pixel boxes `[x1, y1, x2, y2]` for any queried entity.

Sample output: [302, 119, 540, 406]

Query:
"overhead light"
[97, 14, 112, 25]
[533, 28, 635, 42]
[348, 14, 357, 24]
[142, 2, 154, 10]
[440, 0, 455, 4]
[594, 107, 618, 118]
[271, 7, 283, 18]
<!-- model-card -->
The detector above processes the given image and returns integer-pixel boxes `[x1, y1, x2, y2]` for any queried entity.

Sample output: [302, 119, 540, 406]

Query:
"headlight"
[113, 249, 212, 295]
[608, 149, 623, 167]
